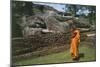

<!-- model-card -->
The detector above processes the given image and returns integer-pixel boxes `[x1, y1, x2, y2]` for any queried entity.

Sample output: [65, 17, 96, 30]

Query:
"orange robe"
[70, 29, 80, 59]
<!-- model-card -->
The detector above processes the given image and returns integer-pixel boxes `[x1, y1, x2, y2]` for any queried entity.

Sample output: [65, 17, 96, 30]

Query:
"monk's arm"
[76, 31, 80, 43]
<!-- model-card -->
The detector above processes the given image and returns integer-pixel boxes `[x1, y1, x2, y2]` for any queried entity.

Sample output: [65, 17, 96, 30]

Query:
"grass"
[15, 44, 96, 65]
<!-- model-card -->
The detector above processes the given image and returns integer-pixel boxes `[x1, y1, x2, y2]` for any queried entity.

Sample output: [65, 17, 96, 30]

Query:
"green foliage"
[12, 1, 33, 16]
[12, 1, 34, 37]
[88, 13, 96, 25]
[65, 5, 96, 25]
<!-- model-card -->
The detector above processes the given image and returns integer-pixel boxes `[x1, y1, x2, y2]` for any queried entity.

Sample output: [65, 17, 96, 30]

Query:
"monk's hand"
[79, 39, 80, 43]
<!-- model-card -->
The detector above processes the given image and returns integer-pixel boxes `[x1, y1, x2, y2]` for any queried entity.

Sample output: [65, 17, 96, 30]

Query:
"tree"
[12, 1, 33, 37]
[65, 4, 78, 16]
[88, 6, 96, 25]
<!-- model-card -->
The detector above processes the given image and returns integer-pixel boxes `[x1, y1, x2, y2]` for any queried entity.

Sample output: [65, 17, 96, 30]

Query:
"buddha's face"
[26, 16, 46, 29]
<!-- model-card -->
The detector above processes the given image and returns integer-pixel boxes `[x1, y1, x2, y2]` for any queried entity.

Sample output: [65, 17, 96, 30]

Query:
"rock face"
[17, 11, 73, 37]
[20, 15, 74, 37]
[12, 2, 91, 37]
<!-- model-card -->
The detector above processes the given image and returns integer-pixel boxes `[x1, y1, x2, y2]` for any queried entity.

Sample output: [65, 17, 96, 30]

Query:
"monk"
[70, 27, 80, 60]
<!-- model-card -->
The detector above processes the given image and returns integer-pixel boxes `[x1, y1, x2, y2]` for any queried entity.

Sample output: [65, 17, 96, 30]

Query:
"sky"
[33, 2, 66, 12]
[76, 7, 90, 16]
[33, 2, 91, 16]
